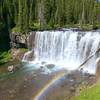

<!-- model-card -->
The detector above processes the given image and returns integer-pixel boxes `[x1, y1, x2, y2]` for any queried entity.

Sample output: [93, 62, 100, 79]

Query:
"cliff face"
[10, 33, 27, 48]
[27, 32, 36, 50]
[0, 31, 28, 50]
[10, 31, 36, 49]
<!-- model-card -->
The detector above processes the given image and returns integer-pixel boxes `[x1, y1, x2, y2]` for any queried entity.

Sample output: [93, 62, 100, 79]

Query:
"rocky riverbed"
[41, 71, 96, 100]
[0, 62, 96, 100]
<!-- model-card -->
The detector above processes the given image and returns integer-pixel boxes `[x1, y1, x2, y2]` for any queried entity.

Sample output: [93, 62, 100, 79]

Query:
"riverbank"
[0, 48, 28, 74]
[0, 48, 28, 64]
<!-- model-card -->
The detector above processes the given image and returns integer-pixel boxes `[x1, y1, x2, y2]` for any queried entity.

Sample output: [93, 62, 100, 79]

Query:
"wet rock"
[11, 48, 26, 60]
[24, 78, 28, 81]
[24, 85, 27, 88]
[10, 33, 27, 48]
[45, 64, 55, 69]
[69, 79, 74, 82]
[40, 66, 46, 72]
[7, 65, 14, 72]
[23, 50, 35, 61]
[41, 61, 46, 65]
[33, 74, 37, 78]
[40, 66, 44, 69]
[7, 63, 21, 72]
[70, 87, 75, 93]
[9, 90, 16, 94]
[41, 69, 46, 72]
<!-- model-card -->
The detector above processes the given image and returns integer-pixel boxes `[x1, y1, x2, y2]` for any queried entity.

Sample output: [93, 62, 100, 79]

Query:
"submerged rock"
[41, 61, 46, 65]
[40, 66, 44, 69]
[45, 64, 55, 69]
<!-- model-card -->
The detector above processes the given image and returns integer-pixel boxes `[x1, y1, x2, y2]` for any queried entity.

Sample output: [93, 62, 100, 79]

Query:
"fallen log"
[79, 48, 100, 69]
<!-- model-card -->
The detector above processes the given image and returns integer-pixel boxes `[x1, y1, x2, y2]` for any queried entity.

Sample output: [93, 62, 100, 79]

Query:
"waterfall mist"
[23, 30, 100, 74]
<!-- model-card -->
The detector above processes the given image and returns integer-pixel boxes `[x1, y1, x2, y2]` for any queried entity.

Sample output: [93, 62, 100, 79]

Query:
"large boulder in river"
[96, 57, 100, 81]
[45, 64, 55, 69]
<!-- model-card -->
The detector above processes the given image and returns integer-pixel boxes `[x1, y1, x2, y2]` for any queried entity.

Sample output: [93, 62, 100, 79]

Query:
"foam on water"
[23, 30, 100, 74]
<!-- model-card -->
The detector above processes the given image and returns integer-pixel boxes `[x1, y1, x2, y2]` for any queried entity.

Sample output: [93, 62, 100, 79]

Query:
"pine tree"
[0, 0, 100, 33]
[18, 0, 24, 33]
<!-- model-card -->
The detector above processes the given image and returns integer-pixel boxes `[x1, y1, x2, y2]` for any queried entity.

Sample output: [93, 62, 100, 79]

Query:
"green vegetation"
[0, 0, 100, 34]
[20, 48, 28, 53]
[74, 84, 100, 100]
[0, 51, 12, 65]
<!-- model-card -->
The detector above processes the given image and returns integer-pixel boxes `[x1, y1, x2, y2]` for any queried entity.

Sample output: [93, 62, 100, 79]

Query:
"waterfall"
[23, 30, 100, 74]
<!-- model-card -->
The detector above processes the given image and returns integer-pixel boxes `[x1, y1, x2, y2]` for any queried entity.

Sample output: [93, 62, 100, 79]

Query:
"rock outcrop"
[10, 31, 36, 50]
[10, 33, 27, 48]
[11, 48, 26, 61]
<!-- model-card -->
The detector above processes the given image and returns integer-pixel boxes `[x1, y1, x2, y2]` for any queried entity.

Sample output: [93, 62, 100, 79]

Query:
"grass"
[20, 48, 28, 53]
[0, 51, 12, 65]
[74, 84, 100, 100]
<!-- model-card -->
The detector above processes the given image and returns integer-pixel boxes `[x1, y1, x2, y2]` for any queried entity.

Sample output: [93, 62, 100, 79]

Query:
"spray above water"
[23, 30, 100, 74]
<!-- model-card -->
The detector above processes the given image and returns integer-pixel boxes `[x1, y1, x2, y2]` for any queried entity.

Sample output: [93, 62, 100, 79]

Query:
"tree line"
[0, 0, 100, 34]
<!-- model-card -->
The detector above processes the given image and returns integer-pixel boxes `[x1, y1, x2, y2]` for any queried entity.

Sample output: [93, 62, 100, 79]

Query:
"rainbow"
[33, 72, 68, 100]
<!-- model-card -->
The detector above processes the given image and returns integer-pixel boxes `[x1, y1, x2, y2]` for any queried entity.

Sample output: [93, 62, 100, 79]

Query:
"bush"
[0, 51, 12, 65]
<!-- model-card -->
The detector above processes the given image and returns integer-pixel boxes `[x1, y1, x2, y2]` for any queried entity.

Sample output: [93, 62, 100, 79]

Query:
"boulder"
[7, 65, 14, 72]
[45, 64, 55, 69]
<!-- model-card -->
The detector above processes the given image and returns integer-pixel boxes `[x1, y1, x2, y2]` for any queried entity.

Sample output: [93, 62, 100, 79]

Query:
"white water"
[23, 30, 100, 74]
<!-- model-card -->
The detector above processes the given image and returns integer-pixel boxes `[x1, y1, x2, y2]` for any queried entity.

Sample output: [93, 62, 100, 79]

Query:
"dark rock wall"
[27, 32, 36, 50]
[10, 33, 27, 48]
[0, 30, 10, 50]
